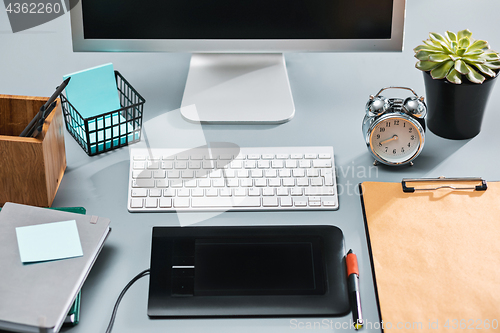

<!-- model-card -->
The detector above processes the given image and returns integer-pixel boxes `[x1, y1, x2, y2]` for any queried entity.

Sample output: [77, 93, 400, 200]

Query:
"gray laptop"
[0, 203, 111, 333]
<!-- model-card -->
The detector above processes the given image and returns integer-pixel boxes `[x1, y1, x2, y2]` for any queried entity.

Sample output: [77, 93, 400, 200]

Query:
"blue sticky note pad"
[63, 63, 121, 119]
[16, 220, 84, 263]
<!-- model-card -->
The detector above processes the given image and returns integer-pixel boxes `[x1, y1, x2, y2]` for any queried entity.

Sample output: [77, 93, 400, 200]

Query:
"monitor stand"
[180, 53, 295, 124]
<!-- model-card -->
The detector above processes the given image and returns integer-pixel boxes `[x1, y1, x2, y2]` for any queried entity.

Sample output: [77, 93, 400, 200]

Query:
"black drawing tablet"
[148, 225, 349, 318]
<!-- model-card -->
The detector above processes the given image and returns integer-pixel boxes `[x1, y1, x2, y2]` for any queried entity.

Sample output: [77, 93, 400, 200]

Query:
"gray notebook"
[0, 203, 111, 333]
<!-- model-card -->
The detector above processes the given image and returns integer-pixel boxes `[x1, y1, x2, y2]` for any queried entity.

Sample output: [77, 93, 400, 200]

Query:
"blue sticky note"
[63, 63, 121, 119]
[16, 220, 84, 263]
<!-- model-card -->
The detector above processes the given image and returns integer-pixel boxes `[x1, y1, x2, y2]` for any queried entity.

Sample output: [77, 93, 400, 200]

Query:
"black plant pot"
[423, 71, 497, 139]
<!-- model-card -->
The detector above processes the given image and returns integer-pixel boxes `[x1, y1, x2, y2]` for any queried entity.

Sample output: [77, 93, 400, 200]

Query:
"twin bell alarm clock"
[362, 87, 427, 166]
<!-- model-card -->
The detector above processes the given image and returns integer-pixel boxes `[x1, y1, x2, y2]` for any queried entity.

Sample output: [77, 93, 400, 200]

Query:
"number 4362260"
[5, 2, 62, 14]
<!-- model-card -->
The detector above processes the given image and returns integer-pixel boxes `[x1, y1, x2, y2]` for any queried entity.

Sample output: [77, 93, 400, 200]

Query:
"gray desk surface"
[1, 0, 499, 332]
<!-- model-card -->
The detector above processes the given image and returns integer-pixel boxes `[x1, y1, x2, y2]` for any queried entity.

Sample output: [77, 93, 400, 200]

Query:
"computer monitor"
[70, 0, 405, 124]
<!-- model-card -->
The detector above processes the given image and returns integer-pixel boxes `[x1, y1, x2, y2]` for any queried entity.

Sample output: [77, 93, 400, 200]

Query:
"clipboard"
[359, 178, 500, 332]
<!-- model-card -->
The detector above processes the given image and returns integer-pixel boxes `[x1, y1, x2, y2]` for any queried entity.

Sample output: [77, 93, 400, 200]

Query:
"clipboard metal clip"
[402, 177, 488, 193]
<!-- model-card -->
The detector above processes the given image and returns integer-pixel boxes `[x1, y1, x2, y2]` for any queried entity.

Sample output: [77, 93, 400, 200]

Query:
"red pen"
[347, 249, 363, 330]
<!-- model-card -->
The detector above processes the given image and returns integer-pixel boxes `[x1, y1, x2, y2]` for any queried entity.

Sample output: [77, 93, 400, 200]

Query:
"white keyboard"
[128, 147, 338, 212]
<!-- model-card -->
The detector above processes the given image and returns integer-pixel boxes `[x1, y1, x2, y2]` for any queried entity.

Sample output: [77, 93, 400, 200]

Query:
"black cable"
[105, 269, 151, 333]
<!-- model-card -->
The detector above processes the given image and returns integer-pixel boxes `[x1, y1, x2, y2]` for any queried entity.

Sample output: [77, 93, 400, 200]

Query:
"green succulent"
[414, 29, 500, 84]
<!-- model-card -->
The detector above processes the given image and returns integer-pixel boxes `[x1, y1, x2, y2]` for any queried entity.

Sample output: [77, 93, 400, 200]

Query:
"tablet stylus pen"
[347, 249, 363, 330]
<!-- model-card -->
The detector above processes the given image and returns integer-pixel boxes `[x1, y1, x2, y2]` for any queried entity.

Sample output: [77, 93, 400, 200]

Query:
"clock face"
[369, 116, 422, 164]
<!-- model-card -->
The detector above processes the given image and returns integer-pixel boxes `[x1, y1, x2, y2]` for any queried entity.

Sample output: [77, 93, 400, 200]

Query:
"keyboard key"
[130, 198, 143, 208]
[240, 179, 253, 187]
[313, 160, 332, 168]
[294, 198, 308, 207]
[189, 161, 201, 169]
[147, 161, 159, 169]
[306, 169, 319, 177]
[248, 188, 261, 196]
[171, 179, 183, 188]
[277, 188, 289, 196]
[178, 189, 190, 197]
[254, 179, 266, 187]
[281, 197, 293, 206]
[145, 198, 158, 208]
[133, 170, 152, 179]
[192, 197, 261, 208]
[131, 189, 148, 197]
[212, 179, 225, 187]
[184, 180, 197, 188]
[272, 160, 284, 168]
[238, 170, 249, 178]
[192, 188, 204, 197]
[322, 197, 337, 207]
[132, 179, 155, 188]
[251, 169, 263, 178]
[159, 198, 172, 208]
[263, 188, 274, 196]
[263, 197, 279, 207]
[224, 169, 236, 178]
[293, 169, 305, 177]
[149, 189, 162, 197]
[133, 161, 145, 169]
[226, 179, 239, 187]
[244, 160, 256, 169]
[258, 160, 270, 168]
[219, 154, 233, 160]
[234, 188, 247, 196]
[299, 160, 311, 168]
[205, 189, 218, 197]
[324, 175, 334, 186]
[154, 170, 166, 179]
[199, 179, 211, 187]
[310, 178, 323, 186]
[268, 178, 281, 187]
[296, 178, 309, 186]
[265, 170, 277, 178]
[174, 161, 187, 169]
[174, 198, 190, 208]
[161, 161, 173, 169]
[164, 189, 175, 197]
[167, 170, 180, 178]
[220, 188, 232, 196]
[210, 170, 222, 178]
[305, 187, 335, 196]
[156, 180, 168, 188]
[279, 169, 291, 177]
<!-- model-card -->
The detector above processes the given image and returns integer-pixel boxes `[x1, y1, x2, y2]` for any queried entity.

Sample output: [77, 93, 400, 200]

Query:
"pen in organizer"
[347, 249, 363, 330]
[19, 77, 71, 138]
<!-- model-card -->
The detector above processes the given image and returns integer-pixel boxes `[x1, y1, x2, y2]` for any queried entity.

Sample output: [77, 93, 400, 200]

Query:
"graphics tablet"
[148, 225, 349, 318]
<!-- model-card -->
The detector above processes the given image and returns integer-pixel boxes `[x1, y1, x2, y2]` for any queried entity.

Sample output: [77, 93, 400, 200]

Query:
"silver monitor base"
[180, 53, 295, 124]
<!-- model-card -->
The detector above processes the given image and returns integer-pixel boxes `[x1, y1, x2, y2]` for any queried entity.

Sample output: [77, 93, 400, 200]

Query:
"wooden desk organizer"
[0, 95, 66, 207]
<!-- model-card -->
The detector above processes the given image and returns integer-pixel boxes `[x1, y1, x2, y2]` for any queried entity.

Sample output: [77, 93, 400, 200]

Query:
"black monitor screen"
[81, 0, 393, 40]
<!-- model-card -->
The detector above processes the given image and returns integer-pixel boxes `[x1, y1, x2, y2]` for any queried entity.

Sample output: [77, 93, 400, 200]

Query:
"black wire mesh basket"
[59, 71, 145, 156]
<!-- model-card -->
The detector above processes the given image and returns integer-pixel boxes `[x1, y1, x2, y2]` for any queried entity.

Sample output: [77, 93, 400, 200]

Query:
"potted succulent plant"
[414, 29, 500, 139]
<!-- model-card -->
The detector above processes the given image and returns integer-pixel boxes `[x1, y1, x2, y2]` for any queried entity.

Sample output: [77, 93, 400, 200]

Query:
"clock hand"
[380, 135, 398, 145]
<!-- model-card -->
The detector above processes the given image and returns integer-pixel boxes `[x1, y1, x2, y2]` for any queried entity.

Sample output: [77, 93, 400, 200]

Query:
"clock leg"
[373, 160, 378, 166]
[409, 161, 414, 166]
